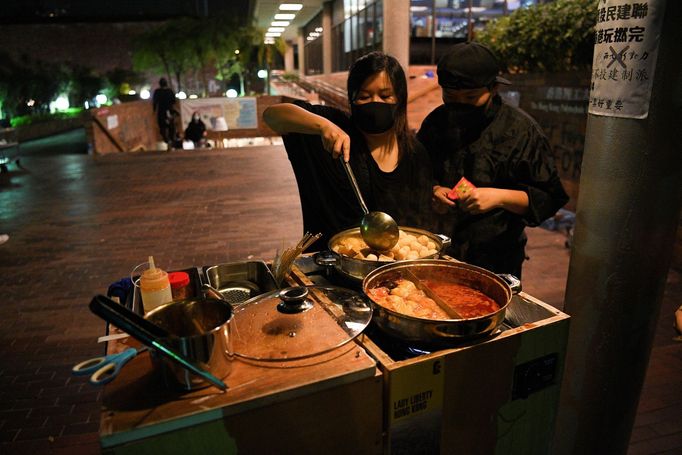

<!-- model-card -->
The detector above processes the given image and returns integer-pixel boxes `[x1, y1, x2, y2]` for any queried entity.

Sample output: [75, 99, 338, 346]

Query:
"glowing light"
[268, 27, 285, 33]
[279, 3, 303, 11]
[225, 89, 238, 98]
[315, 27, 323, 32]
[176, 91, 187, 99]
[274, 13, 296, 20]
[264, 38, 275, 44]
[51, 94, 70, 112]
[234, 49, 240, 55]
[128, 90, 137, 95]
[26, 99, 35, 107]
[140, 89, 151, 100]
[271, 21, 290, 26]
[95, 94, 108, 105]
[84, 100, 89, 109]
[189, 94, 198, 99]
[266, 32, 281, 37]
[257, 69, 268, 79]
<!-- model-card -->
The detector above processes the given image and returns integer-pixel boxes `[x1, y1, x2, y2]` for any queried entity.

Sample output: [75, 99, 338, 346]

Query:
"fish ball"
[417, 235, 429, 246]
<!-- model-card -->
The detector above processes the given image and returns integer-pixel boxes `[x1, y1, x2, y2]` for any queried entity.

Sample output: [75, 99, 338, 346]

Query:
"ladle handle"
[341, 159, 369, 215]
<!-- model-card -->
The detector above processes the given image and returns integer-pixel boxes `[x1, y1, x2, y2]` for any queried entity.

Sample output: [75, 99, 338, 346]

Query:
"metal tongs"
[272, 232, 322, 287]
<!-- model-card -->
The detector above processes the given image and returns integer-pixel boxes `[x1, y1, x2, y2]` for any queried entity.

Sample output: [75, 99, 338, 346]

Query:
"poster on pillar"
[179, 97, 258, 132]
[588, 0, 666, 119]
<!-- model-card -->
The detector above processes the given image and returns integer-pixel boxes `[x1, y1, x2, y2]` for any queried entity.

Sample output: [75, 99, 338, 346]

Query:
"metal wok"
[362, 259, 521, 345]
[316, 226, 451, 282]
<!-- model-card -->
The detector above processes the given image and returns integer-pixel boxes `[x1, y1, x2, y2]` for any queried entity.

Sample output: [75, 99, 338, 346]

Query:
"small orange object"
[447, 177, 476, 200]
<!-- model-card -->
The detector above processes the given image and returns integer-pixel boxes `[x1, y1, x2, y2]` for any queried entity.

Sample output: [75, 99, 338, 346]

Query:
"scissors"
[72, 347, 149, 386]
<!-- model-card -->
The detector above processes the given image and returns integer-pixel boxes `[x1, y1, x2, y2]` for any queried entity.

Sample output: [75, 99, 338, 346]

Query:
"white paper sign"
[106, 114, 119, 130]
[589, 0, 666, 119]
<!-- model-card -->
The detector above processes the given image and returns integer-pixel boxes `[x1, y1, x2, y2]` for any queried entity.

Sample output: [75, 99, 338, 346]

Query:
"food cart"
[96, 257, 569, 454]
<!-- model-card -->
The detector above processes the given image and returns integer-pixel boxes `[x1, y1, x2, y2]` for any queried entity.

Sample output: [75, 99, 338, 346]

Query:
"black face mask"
[351, 102, 398, 134]
[442, 102, 490, 129]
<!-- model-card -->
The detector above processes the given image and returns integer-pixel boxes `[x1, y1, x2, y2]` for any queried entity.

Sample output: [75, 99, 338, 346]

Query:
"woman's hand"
[320, 120, 351, 162]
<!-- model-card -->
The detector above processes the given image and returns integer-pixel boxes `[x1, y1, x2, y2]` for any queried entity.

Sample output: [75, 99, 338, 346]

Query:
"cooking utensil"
[145, 297, 233, 390]
[341, 159, 399, 251]
[229, 285, 372, 362]
[362, 260, 521, 345]
[319, 226, 451, 281]
[72, 346, 150, 386]
[203, 260, 278, 305]
[402, 267, 462, 319]
[89, 295, 227, 391]
[272, 232, 322, 287]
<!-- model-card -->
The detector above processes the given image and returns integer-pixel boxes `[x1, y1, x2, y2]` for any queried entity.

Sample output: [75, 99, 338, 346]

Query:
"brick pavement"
[0, 143, 680, 454]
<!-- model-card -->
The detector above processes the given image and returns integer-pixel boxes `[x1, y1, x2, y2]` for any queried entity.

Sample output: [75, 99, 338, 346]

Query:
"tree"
[476, 0, 599, 73]
[69, 65, 104, 107]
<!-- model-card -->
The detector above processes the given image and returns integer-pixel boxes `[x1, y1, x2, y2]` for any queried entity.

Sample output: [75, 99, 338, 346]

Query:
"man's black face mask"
[351, 102, 397, 134]
[442, 101, 490, 129]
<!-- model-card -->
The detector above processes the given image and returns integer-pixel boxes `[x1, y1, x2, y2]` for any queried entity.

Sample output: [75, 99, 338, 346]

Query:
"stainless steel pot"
[145, 297, 233, 390]
[362, 259, 521, 345]
[316, 226, 451, 282]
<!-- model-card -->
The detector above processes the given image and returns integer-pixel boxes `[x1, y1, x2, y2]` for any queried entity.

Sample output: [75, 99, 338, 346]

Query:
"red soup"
[421, 280, 500, 318]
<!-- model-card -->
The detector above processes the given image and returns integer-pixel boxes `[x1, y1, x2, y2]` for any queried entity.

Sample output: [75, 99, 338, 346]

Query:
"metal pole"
[431, 0, 436, 65]
[467, 0, 474, 42]
[553, 1, 682, 453]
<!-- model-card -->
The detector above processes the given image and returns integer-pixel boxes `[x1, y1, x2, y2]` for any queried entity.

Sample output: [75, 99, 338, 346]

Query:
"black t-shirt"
[417, 96, 568, 276]
[282, 100, 434, 251]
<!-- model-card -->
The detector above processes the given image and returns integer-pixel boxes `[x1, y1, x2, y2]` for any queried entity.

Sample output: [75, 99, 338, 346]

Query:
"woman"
[184, 111, 207, 148]
[263, 52, 433, 250]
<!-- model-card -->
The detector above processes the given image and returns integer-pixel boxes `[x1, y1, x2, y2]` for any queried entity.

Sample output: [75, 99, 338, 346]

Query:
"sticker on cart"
[388, 356, 445, 452]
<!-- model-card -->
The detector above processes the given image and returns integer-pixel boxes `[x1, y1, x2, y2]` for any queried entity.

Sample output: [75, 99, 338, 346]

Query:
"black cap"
[437, 42, 511, 90]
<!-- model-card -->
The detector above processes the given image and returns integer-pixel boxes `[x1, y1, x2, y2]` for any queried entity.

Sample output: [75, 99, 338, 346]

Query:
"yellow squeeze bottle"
[139, 256, 173, 313]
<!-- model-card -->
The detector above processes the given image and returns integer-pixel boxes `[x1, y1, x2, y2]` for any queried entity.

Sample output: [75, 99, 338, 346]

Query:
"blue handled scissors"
[72, 347, 148, 385]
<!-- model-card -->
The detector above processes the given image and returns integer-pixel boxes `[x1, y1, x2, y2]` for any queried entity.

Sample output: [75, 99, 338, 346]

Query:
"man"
[417, 42, 568, 277]
[152, 78, 176, 144]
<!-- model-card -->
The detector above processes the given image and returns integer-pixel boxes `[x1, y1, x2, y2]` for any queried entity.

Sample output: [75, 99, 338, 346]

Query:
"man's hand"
[458, 188, 503, 214]
[432, 185, 454, 214]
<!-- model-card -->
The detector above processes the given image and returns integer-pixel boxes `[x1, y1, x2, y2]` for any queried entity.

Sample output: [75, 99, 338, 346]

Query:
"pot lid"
[231, 285, 373, 361]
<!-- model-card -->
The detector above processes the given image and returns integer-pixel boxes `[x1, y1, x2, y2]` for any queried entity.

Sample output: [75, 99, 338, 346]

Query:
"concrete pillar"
[297, 29, 306, 77]
[382, 0, 410, 69]
[322, 1, 333, 74]
[552, 1, 681, 453]
[284, 41, 295, 74]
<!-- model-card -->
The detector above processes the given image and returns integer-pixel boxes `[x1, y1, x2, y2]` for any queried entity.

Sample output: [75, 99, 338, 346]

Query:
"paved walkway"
[0, 145, 680, 454]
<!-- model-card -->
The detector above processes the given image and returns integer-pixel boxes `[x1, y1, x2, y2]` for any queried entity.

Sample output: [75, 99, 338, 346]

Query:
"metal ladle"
[342, 160, 399, 251]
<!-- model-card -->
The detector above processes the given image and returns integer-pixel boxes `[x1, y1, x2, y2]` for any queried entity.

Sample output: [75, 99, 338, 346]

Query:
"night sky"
[0, 0, 252, 23]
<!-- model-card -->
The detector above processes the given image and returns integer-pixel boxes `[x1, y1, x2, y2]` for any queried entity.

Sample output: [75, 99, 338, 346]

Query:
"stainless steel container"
[362, 259, 520, 345]
[318, 226, 451, 282]
[145, 297, 233, 390]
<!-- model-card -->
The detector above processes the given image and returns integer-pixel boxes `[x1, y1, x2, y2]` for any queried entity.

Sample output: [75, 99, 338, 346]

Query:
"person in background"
[418, 42, 568, 278]
[263, 51, 434, 251]
[184, 111, 207, 148]
[152, 78, 176, 144]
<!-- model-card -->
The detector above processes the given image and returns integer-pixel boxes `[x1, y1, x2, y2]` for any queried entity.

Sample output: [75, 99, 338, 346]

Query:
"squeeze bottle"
[139, 256, 173, 313]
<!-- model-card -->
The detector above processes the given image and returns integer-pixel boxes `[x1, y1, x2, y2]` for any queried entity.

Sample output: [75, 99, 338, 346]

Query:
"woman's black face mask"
[351, 102, 397, 134]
